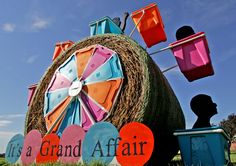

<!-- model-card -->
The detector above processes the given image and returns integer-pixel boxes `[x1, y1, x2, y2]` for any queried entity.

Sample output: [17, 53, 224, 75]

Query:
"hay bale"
[25, 34, 185, 165]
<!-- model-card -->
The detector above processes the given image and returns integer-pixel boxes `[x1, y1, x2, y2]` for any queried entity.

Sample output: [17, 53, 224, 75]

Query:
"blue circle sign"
[82, 122, 119, 165]
[5, 134, 24, 164]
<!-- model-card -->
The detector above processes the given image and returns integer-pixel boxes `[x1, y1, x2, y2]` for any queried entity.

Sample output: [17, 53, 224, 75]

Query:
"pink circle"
[59, 125, 86, 164]
[21, 130, 42, 165]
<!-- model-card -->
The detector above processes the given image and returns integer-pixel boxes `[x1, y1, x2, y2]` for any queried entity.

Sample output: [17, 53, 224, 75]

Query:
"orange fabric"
[83, 79, 122, 111]
[75, 45, 95, 78]
[45, 97, 72, 133]
[131, 3, 166, 47]
[52, 41, 74, 61]
[132, 3, 161, 32]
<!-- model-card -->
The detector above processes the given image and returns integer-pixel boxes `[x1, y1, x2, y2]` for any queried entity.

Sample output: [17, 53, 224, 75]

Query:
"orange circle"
[116, 122, 154, 166]
[36, 134, 60, 164]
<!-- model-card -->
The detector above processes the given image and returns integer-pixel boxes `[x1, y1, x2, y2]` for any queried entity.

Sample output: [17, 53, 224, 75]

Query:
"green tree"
[219, 113, 236, 142]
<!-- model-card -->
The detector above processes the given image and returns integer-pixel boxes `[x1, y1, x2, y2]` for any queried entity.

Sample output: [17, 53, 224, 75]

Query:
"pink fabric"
[81, 45, 114, 80]
[81, 92, 107, 122]
[81, 107, 93, 131]
[170, 32, 213, 81]
[27, 85, 37, 106]
[48, 72, 71, 92]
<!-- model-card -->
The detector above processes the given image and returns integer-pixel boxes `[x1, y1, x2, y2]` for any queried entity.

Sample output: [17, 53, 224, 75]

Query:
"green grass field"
[0, 158, 106, 166]
[0, 157, 9, 166]
[172, 151, 236, 165]
[231, 151, 236, 164]
[0, 152, 235, 165]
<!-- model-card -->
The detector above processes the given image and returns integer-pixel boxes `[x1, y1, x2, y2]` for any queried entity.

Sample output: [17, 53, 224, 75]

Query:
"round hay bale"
[25, 34, 185, 165]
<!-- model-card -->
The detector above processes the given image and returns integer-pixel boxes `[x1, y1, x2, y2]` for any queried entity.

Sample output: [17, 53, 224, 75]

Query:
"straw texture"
[25, 34, 185, 165]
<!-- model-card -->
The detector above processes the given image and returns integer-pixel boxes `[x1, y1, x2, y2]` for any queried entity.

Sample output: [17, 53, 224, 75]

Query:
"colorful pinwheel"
[43, 45, 123, 136]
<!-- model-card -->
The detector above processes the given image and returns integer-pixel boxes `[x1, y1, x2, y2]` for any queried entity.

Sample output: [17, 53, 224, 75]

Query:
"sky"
[0, 0, 236, 153]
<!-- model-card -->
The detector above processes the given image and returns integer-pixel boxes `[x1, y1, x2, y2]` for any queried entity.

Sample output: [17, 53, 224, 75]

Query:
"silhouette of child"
[112, 12, 129, 32]
[190, 94, 218, 128]
[176, 25, 195, 40]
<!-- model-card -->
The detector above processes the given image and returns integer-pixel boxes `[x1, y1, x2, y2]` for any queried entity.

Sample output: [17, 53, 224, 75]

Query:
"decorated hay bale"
[25, 34, 185, 165]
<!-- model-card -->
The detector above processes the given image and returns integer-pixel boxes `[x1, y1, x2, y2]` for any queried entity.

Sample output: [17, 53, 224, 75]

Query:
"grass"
[0, 152, 235, 165]
[171, 151, 236, 165]
[172, 151, 182, 161]
[231, 151, 236, 164]
[30, 161, 106, 166]
[0, 158, 107, 166]
[0, 157, 9, 166]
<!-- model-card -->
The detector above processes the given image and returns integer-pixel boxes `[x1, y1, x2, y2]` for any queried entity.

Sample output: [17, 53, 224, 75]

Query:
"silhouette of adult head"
[190, 94, 217, 128]
[176, 25, 195, 40]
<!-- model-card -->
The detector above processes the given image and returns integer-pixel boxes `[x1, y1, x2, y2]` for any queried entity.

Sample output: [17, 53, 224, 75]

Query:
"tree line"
[219, 113, 236, 142]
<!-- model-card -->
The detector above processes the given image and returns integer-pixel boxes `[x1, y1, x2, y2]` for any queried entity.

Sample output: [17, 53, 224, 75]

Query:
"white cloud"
[2, 23, 16, 32]
[26, 55, 39, 64]
[0, 131, 18, 137]
[0, 116, 25, 153]
[32, 16, 50, 30]
[0, 131, 20, 153]
[0, 114, 25, 127]
[0, 114, 25, 119]
[0, 120, 12, 127]
[215, 47, 236, 64]
[182, 0, 236, 29]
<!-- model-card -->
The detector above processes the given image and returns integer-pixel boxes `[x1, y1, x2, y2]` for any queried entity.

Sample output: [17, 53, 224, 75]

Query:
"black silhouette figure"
[190, 94, 218, 129]
[176, 25, 195, 40]
[112, 12, 129, 32]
